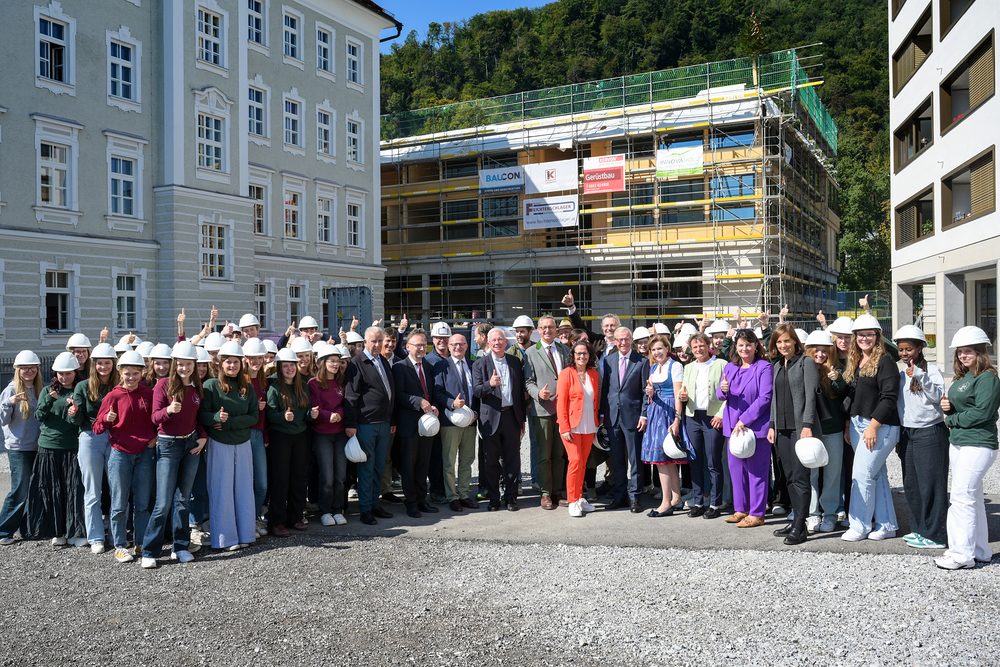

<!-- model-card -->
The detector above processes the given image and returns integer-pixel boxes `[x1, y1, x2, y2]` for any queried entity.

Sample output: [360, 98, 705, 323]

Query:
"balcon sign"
[479, 166, 524, 194]
[582, 154, 625, 194]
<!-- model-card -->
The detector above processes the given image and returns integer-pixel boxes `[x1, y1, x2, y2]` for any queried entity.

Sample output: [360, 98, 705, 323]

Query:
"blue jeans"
[849, 416, 899, 534]
[142, 433, 201, 558]
[0, 450, 37, 538]
[205, 439, 256, 548]
[189, 455, 209, 524]
[810, 432, 844, 521]
[250, 429, 267, 519]
[356, 422, 391, 513]
[314, 431, 348, 514]
[77, 430, 111, 545]
[107, 447, 156, 549]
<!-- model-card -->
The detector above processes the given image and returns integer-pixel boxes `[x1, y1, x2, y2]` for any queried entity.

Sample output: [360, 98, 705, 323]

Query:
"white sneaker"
[333, 513, 347, 525]
[935, 555, 974, 570]
[568, 500, 584, 517]
[69, 537, 89, 547]
[0, 537, 15, 545]
[114, 547, 134, 563]
[90, 543, 106, 554]
[256, 520, 268, 536]
[227, 544, 242, 551]
[818, 518, 835, 533]
[320, 513, 337, 526]
[841, 528, 869, 542]
[51, 537, 67, 546]
[348, 485, 358, 499]
[170, 550, 194, 563]
[868, 528, 896, 541]
[836, 511, 847, 523]
[140, 557, 157, 569]
[579, 498, 596, 513]
[806, 517, 821, 534]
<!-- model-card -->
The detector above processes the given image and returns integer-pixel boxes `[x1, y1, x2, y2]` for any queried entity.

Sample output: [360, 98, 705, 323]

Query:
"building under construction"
[379, 49, 840, 327]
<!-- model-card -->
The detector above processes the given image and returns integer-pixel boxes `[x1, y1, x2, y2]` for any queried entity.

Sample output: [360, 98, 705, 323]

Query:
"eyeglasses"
[573, 352, 589, 357]
[855, 332, 877, 340]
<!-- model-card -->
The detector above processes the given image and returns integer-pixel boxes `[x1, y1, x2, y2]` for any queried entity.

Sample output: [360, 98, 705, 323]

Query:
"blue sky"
[378, 0, 551, 53]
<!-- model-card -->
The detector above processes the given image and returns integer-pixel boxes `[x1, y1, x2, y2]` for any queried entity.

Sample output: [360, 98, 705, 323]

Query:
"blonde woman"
[0, 352, 43, 545]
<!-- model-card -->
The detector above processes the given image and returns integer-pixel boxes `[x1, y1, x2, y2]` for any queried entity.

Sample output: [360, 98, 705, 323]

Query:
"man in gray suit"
[525, 315, 570, 509]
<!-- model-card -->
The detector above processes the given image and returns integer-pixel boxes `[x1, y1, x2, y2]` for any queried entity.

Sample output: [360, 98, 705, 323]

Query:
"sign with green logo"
[656, 146, 704, 179]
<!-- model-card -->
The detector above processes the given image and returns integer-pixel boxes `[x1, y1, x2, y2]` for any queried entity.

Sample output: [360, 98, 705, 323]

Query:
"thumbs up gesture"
[167, 395, 184, 415]
[539, 383, 551, 400]
[827, 367, 839, 381]
[99, 327, 110, 343]
[490, 369, 502, 387]
[720, 373, 729, 394]
[284, 406, 295, 422]
[66, 396, 78, 417]
[905, 358, 915, 378]
[561, 289, 574, 309]
[678, 385, 689, 402]
[310, 406, 319, 419]
[218, 406, 229, 423]
[941, 396, 951, 412]
[106, 407, 118, 423]
[645, 377, 654, 397]
[453, 392, 465, 410]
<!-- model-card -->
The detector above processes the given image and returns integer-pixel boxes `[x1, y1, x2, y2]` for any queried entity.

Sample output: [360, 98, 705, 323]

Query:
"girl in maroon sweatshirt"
[309, 345, 348, 526]
[93, 352, 156, 563]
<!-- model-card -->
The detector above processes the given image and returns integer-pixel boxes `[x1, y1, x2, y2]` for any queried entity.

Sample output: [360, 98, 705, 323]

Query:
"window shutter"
[912, 35, 932, 71]
[970, 154, 995, 217]
[898, 204, 916, 245]
[969, 42, 995, 108]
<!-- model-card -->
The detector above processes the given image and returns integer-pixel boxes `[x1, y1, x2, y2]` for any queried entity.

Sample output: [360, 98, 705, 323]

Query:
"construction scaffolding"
[379, 49, 840, 327]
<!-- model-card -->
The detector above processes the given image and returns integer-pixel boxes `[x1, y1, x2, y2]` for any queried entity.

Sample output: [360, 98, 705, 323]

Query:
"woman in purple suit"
[717, 329, 773, 528]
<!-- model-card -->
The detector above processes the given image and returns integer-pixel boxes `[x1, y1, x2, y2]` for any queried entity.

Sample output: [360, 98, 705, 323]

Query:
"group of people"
[1, 291, 997, 571]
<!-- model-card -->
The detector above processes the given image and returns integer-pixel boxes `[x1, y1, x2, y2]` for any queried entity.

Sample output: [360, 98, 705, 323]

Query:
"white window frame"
[195, 0, 228, 77]
[193, 87, 233, 184]
[316, 21, 335, 82]
[288, 283, 303, 323]
[249, 165, 273, 243]
[106, 26, 141, 113]
[249, 183, 266, 235]
[346, 188, 365, 249]
[283, 88, 305, 156]
[316, 183, 339, 247]
[283, 190, 302, 239]
[199, 212, 234, 282]
[248, 75, 270, 146]
[254, 282, 270, 331]
[282, 6, 304, 69]
[32, 113, 81, 226]
[39, 261, 80, 341]
[35, 2, 77, 96]
[247, 0, 269, 54]
[0, 106, 6, 216]
[111, 266, 148, 335]
[316, 100, 336, 164]
[345, 36, 364, 91]
[346, 110, 364, 170]
[104, 129, 148, 232]
[281, 172, 308, 251]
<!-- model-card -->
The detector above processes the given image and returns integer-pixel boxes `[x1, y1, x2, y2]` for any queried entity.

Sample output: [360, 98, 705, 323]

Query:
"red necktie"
[416, 363, 429, 400]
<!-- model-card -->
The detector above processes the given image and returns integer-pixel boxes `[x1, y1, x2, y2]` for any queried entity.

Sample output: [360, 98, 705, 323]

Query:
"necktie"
[619, 355, 627, 385]
[545, 344, 558, 376]
[374, 357, 391, 395]
[416, 362, 428, 400]
[458, 359, 469, 396]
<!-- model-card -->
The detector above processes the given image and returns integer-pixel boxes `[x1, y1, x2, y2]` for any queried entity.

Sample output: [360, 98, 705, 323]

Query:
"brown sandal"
[736, 515, 765, 528]
[726, 512, 748, 524]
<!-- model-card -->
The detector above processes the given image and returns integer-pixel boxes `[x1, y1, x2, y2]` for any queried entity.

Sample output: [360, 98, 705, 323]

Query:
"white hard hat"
[345, 331, 364, 344]
[729, 429, 757, 459]
[231, 323, 242, 333]
[679, 323, 698, 336]
[445, 405, 475, 428]
[794, 329, 809, 345]
[345, 435, 367, 463]
[171, 341, 199, 360]
[114, 341, 133, 354]
[290, 337, 314, 354]
[673, 334, 690, 350]
[204, 332, 227, 352]
[239, 313, 260, 329]
[149, 343, 173, 359]
[804, 330, 834, 347]
[298, 316, 319, 330]
[196, 347, 212, 364]
[65, 333, 92, 350]
[418, 413, 441, 437]
[135, 341, 155, 359]
[852, 314, 881, 333]
[430, 321, 452, 338]
[118, 334, 142, 347]
[651, 323, 670, 335]
[90, 343, 118, 359]
[334, 344, 351, 358]
[753, 327, 763, 339]
[795, 437, 829, 468]
[892, 325, 927, 344]
[950, 325, 991, 348]
[705, 320, 730, 335]
[217, 341, 245, 358]
[661, 432, 686, 460]
[275, 348, 298, 363]
[242, 338, 267, 357]
[117, 350, 146, 368]
[263, 339, 279, 354]
[313, 340, 332, 354]
[13, 350, 42, 367]
[826, 316, 854, 335]
[316, 344, 340, 361]
[52, 352, 81, 373]
[512, 315, 534, 329]
[632, 327, 650, 341]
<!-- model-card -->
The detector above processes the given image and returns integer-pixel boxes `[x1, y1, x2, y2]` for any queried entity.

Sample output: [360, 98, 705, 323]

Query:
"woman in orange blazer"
[557, 340, 600, 517]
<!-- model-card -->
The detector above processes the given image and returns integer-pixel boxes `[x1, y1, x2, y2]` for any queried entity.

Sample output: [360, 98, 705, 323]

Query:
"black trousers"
[898, 423, 950, 544]
[427, 432, 445, 497]
[481, 410, 522, 504]
[769, 441, 790, 509]
[266, 430, 311, 528]
[399, 435, 433, 508]
[774, 429, 810, 532]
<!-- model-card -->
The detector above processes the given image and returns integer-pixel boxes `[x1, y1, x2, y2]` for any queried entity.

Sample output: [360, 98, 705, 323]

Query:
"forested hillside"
[380, 0, 890, 290]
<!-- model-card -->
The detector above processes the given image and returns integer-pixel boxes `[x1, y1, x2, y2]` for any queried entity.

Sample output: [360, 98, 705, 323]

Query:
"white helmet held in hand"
[445, 405, 475, 428]
[171, 341, 199, 360]
[950, 325, 991, 348]
[290, 337, 314, 354]
[90, 343, 118, 359]
[52, 352, 81, 372]
[729, 429, 756, 459]
[117, 350, 146, 368]
[238, 313, 260, 329]
[826, 316, 854, 335]
[13, 350, 42, 367]
[203, 332, 227, 352]
[298, 316, 319, 330]
[217, 341, 245, 358]
[795, 437, 829, 468]
[418, 413, 441, 437]
[892, 325, 927, 344]
[804, 330, 834, 347]
[242, 339, 267, 357]
[661, 432, 686, 460]
[65, 333, 92, 350]
[345, 435, 367, 463]
[149, 343, 173, 359]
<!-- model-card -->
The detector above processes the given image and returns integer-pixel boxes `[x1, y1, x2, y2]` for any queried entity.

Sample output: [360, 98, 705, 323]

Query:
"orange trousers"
[564, 433, 594, 503]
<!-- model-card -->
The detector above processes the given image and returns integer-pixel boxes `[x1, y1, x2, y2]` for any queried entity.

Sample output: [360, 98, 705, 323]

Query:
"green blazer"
[681, 357, 727, 419]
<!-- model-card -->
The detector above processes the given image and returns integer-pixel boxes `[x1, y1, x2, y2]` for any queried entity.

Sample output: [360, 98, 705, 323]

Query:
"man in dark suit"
[599, 326, 649, 513]
[434, 333, 480, 511]
[422, 322, 453, 504]
[391, 330, 441, 519]
[344, 327, 396, 526]
[473, 327, 527, 512]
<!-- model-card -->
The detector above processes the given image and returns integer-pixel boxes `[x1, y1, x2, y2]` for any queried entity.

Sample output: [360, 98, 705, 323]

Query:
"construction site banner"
[523, 196, 579, 230]
[524, 159, 578, 194]
[655, 145, 704, 179]
[582, 155, 625, 194]
[479, 166, 524, 194]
